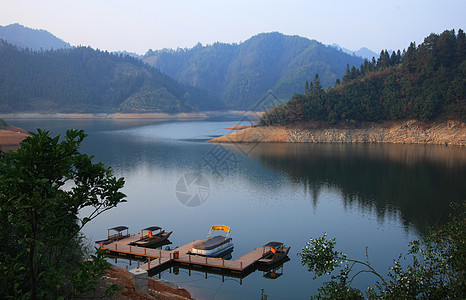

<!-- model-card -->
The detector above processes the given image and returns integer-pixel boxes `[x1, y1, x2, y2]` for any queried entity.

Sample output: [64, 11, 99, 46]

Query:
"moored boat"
[130, 226, 172, 248]
[191, 225, 233, 257]
[257, 242, 290, 266]
[95, 226, 130, 245]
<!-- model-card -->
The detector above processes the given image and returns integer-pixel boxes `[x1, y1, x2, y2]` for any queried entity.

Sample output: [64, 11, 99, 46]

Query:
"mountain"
[144, 32, 365, 110]
[0, 23, 71, 51]
[355, 47, 379, 60]
[0, 40, 222, 113]
[260, 29, 466, 125]
[330, 43, 379, 60]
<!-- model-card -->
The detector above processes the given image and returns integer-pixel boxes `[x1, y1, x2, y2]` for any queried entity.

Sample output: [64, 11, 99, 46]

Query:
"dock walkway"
[100, 236, 266, 274]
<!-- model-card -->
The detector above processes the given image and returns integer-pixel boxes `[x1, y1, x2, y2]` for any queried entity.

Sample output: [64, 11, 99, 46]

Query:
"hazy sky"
[1, 0, 465, 55]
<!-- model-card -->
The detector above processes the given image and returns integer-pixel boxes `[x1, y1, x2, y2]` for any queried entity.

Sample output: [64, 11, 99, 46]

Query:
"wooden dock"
[99, 235, 267, 274]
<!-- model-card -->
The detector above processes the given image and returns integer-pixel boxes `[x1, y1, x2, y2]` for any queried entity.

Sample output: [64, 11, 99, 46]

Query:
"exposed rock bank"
[76, 266, 194, 300]
[0, 125, 31, 152]
[208, 120, 466, 147]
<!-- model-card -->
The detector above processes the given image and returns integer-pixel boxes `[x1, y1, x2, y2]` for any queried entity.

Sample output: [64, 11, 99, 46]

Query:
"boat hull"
[191, 242, 234, 257]
[257, 247, 290, 266]
[130, 231, 172, 248]
[191, 238, 233, 257]
[95, 234, 131, 245]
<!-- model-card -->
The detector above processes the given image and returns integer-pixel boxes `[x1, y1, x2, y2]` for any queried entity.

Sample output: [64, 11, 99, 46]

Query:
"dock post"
[137, 261, 140, 268]
[240, 262, 243, 269]
[222, 260, 224, 267]
[159, 250, 161, 258]
[159, 257, 161, 264]
[130, 268, 148, 294]
[205, 257, 208, 264]
[148, 259, 151, 269]
[129, 245, 131, 253]
[189, 255, 191, 262]
[115, 244, 117, 250]
[222, 275, 224, 282]
[144, 248, 146, 255]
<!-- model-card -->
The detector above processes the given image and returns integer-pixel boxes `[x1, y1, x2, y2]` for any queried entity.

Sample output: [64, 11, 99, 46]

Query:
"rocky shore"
[209, 120, 466, 147]
[76, 265, 194, 300]
[0, 125, 31, 152]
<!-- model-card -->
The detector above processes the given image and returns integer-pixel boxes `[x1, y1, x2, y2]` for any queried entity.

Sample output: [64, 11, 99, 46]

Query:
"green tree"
[0, 129, 126, 299]
[312, 74, 323, 96]
[298, 203, 465, 299]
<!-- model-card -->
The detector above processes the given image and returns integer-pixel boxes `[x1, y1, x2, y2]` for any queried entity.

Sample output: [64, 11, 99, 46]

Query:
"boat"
[190, 225, 234, 257]
[95, 226, 130, 245]
[257, 242, 290, 266]
[130, 226, 172, 248]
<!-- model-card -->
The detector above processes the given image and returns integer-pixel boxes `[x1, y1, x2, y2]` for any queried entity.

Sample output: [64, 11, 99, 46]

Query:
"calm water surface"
[11, 118, 466, 300]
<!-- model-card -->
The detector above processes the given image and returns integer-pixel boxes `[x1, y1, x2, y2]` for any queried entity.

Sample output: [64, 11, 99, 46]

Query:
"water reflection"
[9, 119, 466, 299]
[243, 143, 466, 235]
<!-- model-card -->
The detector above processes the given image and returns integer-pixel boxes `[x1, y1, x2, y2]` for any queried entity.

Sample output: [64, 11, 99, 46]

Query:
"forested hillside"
[144, 32, 364, 109]
[260, 29, 466, 125]
[0, 40, 222, 113]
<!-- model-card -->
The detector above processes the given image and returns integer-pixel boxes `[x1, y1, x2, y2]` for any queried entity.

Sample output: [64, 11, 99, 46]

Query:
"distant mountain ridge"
[0, 40, 222, 113]
[0, 23, 70, 51]
[144, 32, 365, 109]
[0, 24, 373, 112]
[330, 43, 379, 60]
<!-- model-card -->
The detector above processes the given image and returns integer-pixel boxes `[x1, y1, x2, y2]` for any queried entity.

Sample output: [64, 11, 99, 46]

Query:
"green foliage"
[0, 129, 126, 299]
[299, 202, 466, 299]
[0, 40, 222, 113]
[144, 32, 364, 109]
[260, 29, 466, 125]
[298, 233, 347, 278]
[73, 249, 120, 297]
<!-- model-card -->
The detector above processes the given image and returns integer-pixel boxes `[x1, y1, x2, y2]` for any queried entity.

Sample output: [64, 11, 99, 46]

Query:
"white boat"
[191, 225, 233, 257]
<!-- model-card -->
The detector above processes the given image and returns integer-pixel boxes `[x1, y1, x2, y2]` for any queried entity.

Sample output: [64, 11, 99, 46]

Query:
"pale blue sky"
[1, 0, 465, 54]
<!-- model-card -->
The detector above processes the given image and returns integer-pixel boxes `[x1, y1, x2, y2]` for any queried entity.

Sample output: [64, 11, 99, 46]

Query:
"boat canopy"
[109, 226, 129, 232]
[211, 225, 230, 232]
[142, 226, 162, 231]
[263, 242, 284, 248]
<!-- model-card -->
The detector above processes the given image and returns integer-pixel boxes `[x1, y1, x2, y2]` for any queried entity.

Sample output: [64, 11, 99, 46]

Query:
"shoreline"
[0, 112, 208, 120]
[0, 110, 263, 120]
[208, 120, 466, 147]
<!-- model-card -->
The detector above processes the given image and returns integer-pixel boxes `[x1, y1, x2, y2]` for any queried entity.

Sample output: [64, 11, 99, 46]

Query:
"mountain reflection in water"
[241, 143, 466, 236]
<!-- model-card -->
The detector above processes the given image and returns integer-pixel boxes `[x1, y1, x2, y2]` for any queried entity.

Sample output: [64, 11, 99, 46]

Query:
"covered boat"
[257, 242, 290, 266]
[191, 225, 233, 257]
[130, 226, 172, 248]
[95, 226, 130, 245]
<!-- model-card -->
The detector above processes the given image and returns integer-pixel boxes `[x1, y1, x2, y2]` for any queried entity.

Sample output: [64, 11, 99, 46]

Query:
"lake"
[11, 117, 466, 300]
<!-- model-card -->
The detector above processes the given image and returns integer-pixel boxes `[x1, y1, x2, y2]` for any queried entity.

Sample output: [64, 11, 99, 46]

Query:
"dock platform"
[99, 235, 267, 274]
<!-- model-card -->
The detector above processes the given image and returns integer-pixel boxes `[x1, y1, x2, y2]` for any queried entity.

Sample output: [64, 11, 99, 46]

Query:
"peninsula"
[211, 30, 466, 147]
[0, 122, 30, 152]
[208, 120, 466, 146]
